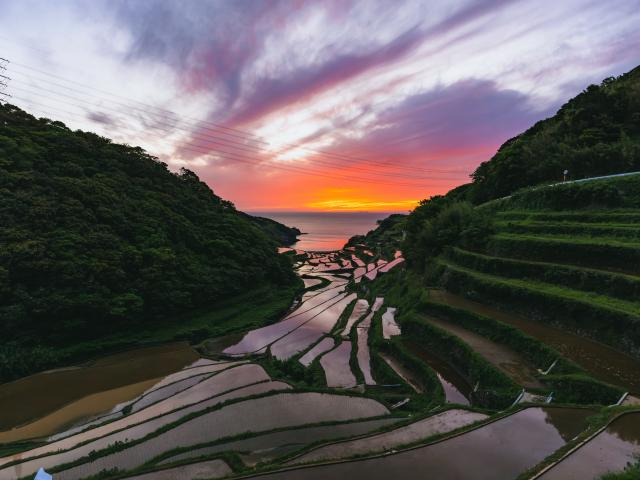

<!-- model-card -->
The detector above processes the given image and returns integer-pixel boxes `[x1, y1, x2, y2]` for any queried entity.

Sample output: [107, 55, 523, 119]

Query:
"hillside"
[354, 69, 640, 406]
[240, 212, 301, 246]
[460, 65, 640, 204]
[0, 103, 299, 380]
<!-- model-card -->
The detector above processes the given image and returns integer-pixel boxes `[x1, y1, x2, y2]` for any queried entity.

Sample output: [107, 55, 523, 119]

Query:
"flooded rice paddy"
[381, 307, 401, 339]
[378, 353, 423, 393]
[0, 343, 198, 442]
[430, 290, 640, 393]
[405, 341, 472, 405]
[290, 409, 488, 465]
[270, 294, 357, 359]
[357, 312, 376, 385]
[341, 299, 369, 337]
[223, 277, 348, 356]
[48, 393, 389, 480]
[298, 337, 335, 366]
[425, 316, 544, 389]
[126, 458, 232, 480]
[254, 407, 592, 480]
[0, 364, 272, 468]
[320, 342, 357, 388]
[2, 381, 293, 480]
[160, 418, 400, 466]
[539, 411, 640, 480]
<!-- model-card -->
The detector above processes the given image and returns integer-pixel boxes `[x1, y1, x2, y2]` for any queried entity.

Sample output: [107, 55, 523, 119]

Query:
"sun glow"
[305, 198, 418, 211]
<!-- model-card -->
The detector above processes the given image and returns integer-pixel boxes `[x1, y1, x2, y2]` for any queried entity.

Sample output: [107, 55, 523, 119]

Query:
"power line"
[8, 76, 466, 182]
[8, 93, 452, 188]
[8, 78, 459, 185]
[5, 58, 468, 176]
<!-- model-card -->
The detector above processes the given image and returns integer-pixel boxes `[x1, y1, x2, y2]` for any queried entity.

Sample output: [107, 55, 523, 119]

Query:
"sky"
[1, 0, 639, 212]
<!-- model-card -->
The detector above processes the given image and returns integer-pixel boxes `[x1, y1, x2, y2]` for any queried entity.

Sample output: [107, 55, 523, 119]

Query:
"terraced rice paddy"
[125, 459, 232, 480]
[341, 299, 369, 337]
[356, 318, 375, 385]
[298, 337, 335, 366]
[425, 316, 543, 388]
[303, 277, 323, 289]
[378, 353, 423, 393]
[252, 407, 592, 480]
[320, 342, 357, 388]
[157, 418, 400, 466]
[430, 290, 640, 393]
[0, 343, 198, 440]
[290, 409, 488, 465]
[379, 257, 405, 273]
[270, 294, 357, 359]
[0, 364, 275, 470]
[1, 381, 292, 480]
[405, 341, 471, 405]
[381, 307, 401, 339]
[46, 393, 388, 480]
[11, 243, 623, 479]
[538, 412, 640, 480]
[352, 255, 366, 267]
[223, 283, 348, 356]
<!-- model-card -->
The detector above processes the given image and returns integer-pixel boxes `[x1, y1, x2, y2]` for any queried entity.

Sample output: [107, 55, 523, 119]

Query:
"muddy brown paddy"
[430, 290, 640, 393]
[0, 342, 198, 440]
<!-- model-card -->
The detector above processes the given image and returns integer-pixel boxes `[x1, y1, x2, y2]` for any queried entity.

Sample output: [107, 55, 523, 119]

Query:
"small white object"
[34, 468, 52, 480]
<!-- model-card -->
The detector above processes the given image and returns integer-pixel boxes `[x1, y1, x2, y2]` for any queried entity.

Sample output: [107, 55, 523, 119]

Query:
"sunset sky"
[1, 0, 639, 211]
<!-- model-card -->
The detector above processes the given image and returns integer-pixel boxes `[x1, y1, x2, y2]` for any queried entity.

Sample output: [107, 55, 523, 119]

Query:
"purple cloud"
[327, 78, 556, 169]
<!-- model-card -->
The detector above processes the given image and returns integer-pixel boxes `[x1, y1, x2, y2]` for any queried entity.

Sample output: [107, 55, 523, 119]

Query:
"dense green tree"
[469, 66, 640, 203]
[0, 103, 296, 349]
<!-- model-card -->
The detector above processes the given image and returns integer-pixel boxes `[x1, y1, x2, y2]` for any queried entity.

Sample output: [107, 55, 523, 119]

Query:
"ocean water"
[253, 211, 403, 251]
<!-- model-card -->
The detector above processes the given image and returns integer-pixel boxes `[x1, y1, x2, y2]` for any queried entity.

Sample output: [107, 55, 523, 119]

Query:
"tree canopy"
[0, 103, 296, 348]
[469, 65, 640, 203]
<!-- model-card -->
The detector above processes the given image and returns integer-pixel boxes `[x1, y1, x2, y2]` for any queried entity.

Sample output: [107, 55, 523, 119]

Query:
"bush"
[403, 201, 494, 271]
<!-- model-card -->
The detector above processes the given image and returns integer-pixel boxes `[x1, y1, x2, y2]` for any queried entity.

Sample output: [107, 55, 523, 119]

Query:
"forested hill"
[469, 65, 640, 203]
[240, 212, 301, 246]
[0, 103, 296, 356]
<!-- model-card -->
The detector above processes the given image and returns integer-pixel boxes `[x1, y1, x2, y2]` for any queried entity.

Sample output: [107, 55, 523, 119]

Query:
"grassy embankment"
[358, 176, 640, 409]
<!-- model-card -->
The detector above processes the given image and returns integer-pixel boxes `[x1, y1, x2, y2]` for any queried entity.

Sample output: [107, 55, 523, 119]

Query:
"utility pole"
[0, 57, 11, 101]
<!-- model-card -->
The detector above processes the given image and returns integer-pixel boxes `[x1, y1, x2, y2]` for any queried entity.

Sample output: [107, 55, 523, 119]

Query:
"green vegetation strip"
[489, 233, 640, 273]
[437, 260, 640, 357]
[421, 298, 623, 405]
[403, 314, 520, 409]
[495, 210, 640, 224]
[445, 247, 640, 302]
[496, 220, 640, 239]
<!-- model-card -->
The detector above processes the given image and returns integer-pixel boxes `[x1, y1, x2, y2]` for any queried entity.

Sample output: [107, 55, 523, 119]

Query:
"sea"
[252, 211, 405, 251]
